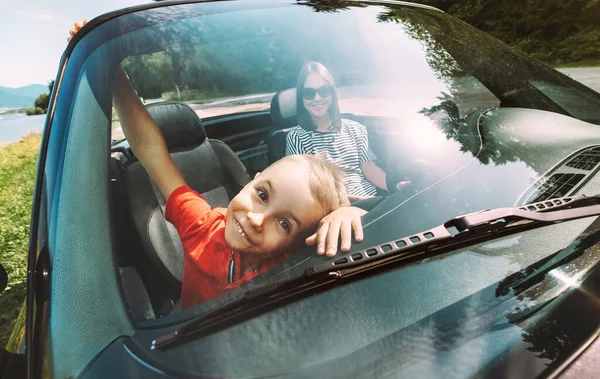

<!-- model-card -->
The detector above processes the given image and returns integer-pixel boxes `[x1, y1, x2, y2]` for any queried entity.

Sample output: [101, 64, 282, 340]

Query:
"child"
[69, 22, 367, 309]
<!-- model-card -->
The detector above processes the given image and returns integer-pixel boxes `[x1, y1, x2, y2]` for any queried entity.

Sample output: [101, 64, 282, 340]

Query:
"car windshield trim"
[150, 193, 600, 351]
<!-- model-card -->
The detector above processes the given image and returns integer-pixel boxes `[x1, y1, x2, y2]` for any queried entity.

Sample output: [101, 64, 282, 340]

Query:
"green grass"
[0, 133, 41, 348]
[6, 304, 25, 352]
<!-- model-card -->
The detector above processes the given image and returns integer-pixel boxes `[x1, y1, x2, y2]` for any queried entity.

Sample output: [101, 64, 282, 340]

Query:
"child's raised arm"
[69, 21, 186, 199]
[112, 68, 186, 198]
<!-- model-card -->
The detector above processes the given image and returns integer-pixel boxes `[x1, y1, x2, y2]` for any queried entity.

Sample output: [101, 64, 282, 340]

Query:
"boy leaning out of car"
[69, 21, 368, 309]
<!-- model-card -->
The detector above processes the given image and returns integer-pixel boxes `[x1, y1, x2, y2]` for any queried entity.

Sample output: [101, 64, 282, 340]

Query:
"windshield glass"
[68, 0, 600, 376]
[110, 1, 600, 137]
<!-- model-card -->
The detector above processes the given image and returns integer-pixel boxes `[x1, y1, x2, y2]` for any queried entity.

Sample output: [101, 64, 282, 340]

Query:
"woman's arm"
[353, 121, 410, 193]
[361, 160, 388, 191]
[351, 121, 388, 191]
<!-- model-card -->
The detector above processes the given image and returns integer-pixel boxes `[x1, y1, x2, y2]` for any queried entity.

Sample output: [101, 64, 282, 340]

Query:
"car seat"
[266, 88, 298, 163]
[121, 101, 250, 305]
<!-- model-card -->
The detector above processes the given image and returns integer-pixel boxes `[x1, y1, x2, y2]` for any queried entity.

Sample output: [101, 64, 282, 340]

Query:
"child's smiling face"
[225, 158, 327, 256]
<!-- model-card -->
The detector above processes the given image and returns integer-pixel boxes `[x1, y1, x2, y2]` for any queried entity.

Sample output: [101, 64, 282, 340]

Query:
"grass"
[0, 133, 41, 349]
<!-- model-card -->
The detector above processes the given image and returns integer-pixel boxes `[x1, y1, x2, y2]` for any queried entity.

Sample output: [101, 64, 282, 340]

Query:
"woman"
[286, 62, 407, 200]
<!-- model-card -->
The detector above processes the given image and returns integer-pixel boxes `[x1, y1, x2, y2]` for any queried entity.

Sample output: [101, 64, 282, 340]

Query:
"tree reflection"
[374, 7, 539, 167]
[418, 100, 527, 166]
[296, 0, 366, 13]
[377, 10, 463, 86]
[522, 320, 573, 364]
[495, 222, 600, 366]
[514, 285, 597, 367]
[373, 5, 589, 169]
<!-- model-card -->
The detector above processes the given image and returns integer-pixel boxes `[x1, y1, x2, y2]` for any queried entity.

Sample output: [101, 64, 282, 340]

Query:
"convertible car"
[2, 0, 600, 378]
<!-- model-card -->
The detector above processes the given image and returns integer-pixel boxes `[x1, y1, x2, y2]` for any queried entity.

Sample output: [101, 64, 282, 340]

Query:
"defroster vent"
[517, 145, 600, 206]
[565, 146, 600, 171]
[528, 173, 585, 204]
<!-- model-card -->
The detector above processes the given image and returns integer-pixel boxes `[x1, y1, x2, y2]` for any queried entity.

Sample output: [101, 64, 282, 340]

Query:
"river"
[0, 114, 46, 146]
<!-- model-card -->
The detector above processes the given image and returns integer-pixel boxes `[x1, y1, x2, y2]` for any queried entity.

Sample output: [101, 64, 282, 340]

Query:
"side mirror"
[0, 263, 7, 293]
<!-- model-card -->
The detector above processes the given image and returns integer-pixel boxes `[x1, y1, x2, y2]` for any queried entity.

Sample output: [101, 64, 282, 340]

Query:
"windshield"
[65, 0, 600, 377]
[110, 1, 600, 137]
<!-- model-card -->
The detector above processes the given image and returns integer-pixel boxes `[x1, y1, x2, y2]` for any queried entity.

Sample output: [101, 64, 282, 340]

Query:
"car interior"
[107, 84, 424, 320]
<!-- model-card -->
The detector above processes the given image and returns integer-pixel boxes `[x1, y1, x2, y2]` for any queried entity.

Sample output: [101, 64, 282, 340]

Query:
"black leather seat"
[121, 101, 250, 304]
[267, 88, 298, 164]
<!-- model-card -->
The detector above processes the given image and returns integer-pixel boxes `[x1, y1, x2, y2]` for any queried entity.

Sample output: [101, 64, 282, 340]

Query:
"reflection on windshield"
[99, 0, 600, 321]
[117, 3, 490, 123]
[106, 0, 600, 265]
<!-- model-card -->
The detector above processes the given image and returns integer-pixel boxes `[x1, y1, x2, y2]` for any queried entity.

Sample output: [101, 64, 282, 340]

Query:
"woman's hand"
[67, 20, 88, 42]
[348, 194, 374, 202]
[306, 206, 367, 257]
[395, 180, 411, 192]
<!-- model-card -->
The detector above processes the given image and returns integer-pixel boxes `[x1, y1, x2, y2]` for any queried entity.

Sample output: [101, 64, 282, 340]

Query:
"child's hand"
[67, 20, 88, 42]
[306, 206, 367, 257]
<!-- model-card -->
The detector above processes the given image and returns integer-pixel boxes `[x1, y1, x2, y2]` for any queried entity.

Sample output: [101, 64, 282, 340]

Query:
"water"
[0, 113, 45, 145]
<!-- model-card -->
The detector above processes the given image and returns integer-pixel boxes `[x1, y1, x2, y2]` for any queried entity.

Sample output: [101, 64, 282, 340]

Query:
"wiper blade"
[151, 194, 600, 351]
[311, 194, 600, 274]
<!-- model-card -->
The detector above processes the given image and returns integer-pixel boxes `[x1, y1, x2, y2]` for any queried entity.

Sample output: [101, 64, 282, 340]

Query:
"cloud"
[0, 3, 71, 24]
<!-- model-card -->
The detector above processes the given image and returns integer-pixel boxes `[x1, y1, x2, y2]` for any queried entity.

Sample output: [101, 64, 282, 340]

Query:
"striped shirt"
[285, 119, 378, 197]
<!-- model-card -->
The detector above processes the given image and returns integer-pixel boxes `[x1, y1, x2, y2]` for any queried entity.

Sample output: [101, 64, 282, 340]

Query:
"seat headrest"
[145, 102, 207, 150]
[270, 88, 298, 129]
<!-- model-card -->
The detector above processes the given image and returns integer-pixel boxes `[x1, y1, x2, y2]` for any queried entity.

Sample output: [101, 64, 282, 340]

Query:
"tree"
[34, 94, 50, 112]
[26, 80, 54, 116]
[411, 0, 600, 66]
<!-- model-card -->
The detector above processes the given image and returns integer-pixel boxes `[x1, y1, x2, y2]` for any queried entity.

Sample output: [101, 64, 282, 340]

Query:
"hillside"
[414, 0, 600, 67]
[0, 84, 47, 108]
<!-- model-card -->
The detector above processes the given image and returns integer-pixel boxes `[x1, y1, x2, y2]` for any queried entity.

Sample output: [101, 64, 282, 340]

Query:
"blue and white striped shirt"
[285, 119, 378, 197]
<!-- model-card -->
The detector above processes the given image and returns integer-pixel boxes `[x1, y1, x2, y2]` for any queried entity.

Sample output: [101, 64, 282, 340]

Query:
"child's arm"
[69, 21, 185, 200]
[306, 206, 367, 257]
[113, 68, 186, 199]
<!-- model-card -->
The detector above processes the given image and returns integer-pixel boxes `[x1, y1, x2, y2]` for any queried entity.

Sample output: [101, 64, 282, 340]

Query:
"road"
[557, 67, 600, 93]
[184, 67, 600, 120]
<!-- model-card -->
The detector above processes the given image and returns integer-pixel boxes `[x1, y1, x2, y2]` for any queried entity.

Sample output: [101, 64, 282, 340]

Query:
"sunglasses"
[301, 84, 333, 100]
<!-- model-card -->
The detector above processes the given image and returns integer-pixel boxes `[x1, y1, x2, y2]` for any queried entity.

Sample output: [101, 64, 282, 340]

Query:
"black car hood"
[361, 107, 600, 240]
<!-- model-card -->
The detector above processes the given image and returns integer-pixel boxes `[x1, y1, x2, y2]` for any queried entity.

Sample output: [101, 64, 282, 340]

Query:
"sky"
[0, 0, 150, 88]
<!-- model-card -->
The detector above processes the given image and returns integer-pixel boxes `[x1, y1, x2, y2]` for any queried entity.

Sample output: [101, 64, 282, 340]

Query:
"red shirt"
[165, 185, 286, 309]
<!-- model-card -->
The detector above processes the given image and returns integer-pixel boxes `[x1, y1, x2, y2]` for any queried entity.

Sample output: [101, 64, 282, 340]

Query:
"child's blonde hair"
[280, 155, 349, 212]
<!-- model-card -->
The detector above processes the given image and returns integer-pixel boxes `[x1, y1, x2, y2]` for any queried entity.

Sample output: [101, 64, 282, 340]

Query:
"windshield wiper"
[152, 194, 600, 351]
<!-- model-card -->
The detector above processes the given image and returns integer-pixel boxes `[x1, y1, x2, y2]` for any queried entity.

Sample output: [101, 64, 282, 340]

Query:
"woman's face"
[302, 73, 333, 120]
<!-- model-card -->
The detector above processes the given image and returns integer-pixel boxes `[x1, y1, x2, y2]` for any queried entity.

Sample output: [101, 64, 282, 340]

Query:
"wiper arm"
[312, 194, 600, 274]
[152, 194, 600, 351]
